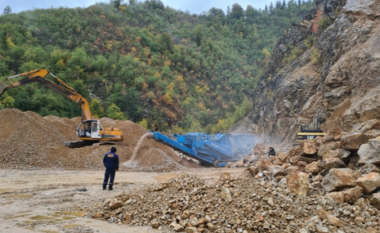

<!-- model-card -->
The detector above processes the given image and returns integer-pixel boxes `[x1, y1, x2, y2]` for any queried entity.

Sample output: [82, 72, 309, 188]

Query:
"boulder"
[370, 193, 380, 210]
[360, 164, 380, 174]
[323, 157, 345, 170]
[285, 165, 301, 174]
[327, 187, 362, 204]
[273, 157, 284, 165]
[322, 149, 351, 160]
[314, 135, 325, 146]
[342, 187, 362, 204]
[318, 142, 338, 157]
[305, 161, 322, 174]
[256, 158, 273, 171]
[344, 0, 380, 17]
[327, 128, 343, 141]
[245, 166, 259, 177]
[286, 171, 309, 196]
[281, 162, 291, 169]
[355, 172, 380, 194]
[321, 168, 356, 192]
[277, 152, 288, 162]
[287, 146, 302, 158]
[327, 192, 344, 203]
[268, 165, 287, 177]
[358, 136, 380, 165]
[302, 141, 317, 156]
[289, 155, 300, 164]
[341, 133, 369, 150]
[352, 119, 380, 133]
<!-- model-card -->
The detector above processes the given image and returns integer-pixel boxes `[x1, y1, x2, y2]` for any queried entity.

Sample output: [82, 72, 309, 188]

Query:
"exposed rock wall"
[244, 0, 380, 146]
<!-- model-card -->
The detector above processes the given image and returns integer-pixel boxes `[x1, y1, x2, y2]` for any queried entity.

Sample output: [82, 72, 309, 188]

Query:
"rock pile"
[90, 129, 380, 232]
[90, 171, 379, 233]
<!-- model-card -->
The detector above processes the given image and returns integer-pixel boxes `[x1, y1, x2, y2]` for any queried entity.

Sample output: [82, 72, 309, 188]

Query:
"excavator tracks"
[64, 140, 115, 148]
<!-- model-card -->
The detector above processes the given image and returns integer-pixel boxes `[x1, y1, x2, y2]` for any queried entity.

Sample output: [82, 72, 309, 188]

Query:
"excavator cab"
[296, 113, 325, 143]
[76, 120, 102, 139]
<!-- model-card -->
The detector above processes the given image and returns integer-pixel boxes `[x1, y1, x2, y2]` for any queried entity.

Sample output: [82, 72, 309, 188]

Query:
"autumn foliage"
[0, 0, 314, 132]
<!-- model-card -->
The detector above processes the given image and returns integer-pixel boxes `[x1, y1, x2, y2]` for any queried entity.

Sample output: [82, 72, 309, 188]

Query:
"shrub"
[311, 47, 321, 64]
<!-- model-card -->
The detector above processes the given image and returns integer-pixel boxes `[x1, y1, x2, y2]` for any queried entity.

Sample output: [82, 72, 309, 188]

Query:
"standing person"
[103, 146, 119, 190]
[268, 147, 276, 156]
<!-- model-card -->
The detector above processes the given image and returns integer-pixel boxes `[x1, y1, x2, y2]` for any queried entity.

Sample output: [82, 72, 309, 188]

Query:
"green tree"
[208, 7, 225, 18]
[138, 118, 148, 129]
[3, 6, 12, 15]
[0, 60, 9, 75]
[110, 0, 122, 9]
[71, 80, 90, 100]
[230, 3, 244, 19]
[90, 98, 104, 118]
[107, 103, 125, 120]
[159, 32, 174, 54]
[1, 96, 15, 108]
[67, 48, 87, 69]
[193, 25, 204, 47]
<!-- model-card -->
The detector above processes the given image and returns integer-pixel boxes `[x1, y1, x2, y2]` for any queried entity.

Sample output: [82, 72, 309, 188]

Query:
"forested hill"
[0, 0, 314, 132]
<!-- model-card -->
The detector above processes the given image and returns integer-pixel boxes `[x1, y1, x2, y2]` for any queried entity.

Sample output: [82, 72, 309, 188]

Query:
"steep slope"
[242, 0, 380, 146]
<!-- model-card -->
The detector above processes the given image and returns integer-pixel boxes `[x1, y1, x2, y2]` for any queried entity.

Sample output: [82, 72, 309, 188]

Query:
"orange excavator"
[0, 69, 123, 148]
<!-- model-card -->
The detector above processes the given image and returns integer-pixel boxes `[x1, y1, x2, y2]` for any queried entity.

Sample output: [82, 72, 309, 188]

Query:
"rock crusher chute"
[149, 132, 257, 167]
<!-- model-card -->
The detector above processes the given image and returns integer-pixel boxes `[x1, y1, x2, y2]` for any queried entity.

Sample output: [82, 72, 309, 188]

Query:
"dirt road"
[0, 168, 245, 233]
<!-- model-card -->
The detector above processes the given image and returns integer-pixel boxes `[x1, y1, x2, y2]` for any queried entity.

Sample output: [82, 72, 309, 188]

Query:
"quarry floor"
[0, 168, 245, 233]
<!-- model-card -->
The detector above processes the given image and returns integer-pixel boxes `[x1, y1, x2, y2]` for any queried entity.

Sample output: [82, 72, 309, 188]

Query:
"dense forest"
[0, 0, 315, 132]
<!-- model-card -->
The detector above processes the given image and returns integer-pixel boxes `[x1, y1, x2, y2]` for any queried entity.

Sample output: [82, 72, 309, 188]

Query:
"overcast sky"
[2, 0, 274, 15]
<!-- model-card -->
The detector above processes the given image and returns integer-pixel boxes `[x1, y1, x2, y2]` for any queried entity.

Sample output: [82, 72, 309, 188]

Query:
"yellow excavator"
[296, 113, 325, 143]
[0, 69, 123, 148]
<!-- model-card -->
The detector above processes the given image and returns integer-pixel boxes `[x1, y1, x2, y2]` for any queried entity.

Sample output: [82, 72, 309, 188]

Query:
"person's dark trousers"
[103, 168, 116, 190]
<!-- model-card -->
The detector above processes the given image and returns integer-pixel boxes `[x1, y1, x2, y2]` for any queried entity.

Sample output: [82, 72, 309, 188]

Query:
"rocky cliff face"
[241, 0, 380, 146]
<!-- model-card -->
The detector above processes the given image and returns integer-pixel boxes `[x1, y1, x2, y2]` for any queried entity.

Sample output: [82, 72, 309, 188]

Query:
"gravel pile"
[0, 108, 198, 172]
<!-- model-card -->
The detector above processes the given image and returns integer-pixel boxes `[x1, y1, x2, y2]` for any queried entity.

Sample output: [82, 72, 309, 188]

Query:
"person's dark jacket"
[103, 152, 119, 170]
[268, 148, 276, 156]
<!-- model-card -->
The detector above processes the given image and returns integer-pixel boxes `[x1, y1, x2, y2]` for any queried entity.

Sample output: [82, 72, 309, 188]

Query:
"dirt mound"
[0, 108, 198, 171]
[44, 115, 79, 140]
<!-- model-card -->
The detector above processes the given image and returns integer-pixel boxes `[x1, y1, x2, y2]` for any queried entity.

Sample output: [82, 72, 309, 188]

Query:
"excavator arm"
[0, 69, 123, 148]
[0, 69, 91, 121]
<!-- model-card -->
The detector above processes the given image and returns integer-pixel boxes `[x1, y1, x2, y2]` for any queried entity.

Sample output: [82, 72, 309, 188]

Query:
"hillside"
[0, 0, 314, 133]
[2, 0, 380, 232]
[239, 0, 380, 145]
